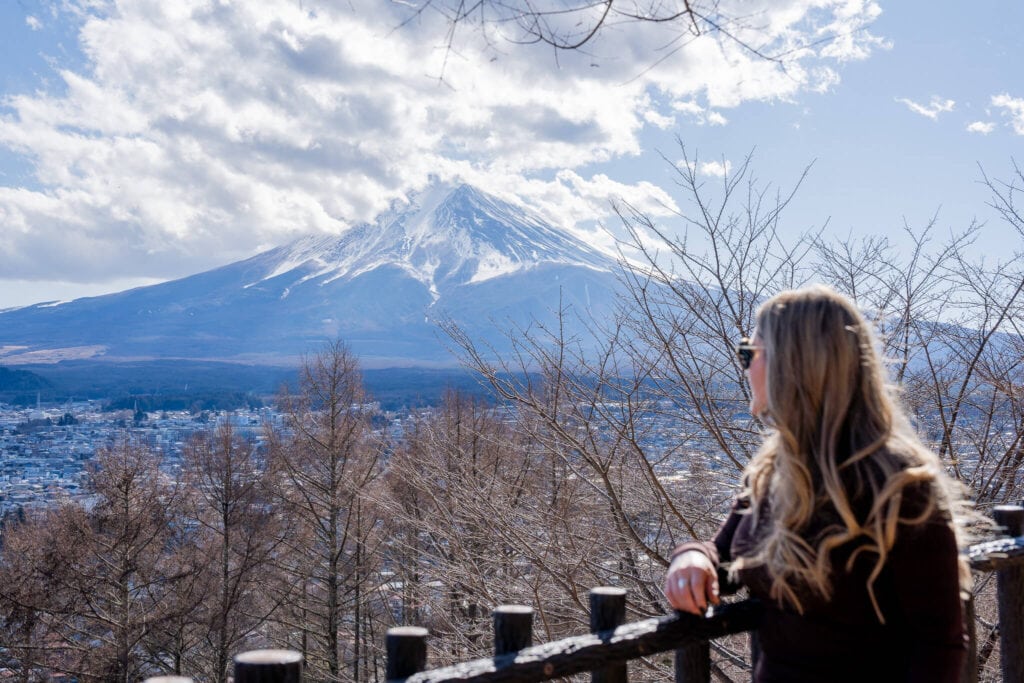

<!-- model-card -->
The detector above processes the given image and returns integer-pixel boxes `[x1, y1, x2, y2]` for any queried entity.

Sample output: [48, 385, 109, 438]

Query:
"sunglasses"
[735, 337, 762, 370]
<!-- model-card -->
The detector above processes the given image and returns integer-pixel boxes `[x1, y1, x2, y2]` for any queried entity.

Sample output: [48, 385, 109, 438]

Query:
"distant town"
[0, 389, 735, 523]
[0, 400, 282, 518]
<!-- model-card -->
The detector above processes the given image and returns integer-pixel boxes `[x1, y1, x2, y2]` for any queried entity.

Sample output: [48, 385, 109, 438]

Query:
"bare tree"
[980, 159, 1024, 240]
[383, 390, 588, 657]
[0, 511, 64, 682]
[265, 341, 387, 683]
[810, 206, 1024, 512]
[0, 439, 196, 682]
[165, 422, 282, 682]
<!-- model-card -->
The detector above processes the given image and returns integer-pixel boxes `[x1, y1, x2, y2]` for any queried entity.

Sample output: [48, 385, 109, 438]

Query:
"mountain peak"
[257, 183, 615, 294]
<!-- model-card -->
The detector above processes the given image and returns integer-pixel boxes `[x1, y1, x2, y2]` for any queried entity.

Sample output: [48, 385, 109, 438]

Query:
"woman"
[664, 285, 970, 682]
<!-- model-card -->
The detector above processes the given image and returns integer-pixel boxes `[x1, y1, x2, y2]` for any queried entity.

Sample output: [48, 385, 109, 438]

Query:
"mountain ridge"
[0, 184, 625, 367]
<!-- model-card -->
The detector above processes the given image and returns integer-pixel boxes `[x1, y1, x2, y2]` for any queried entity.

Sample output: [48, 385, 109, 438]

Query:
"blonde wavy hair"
[733, 284, 968, 622]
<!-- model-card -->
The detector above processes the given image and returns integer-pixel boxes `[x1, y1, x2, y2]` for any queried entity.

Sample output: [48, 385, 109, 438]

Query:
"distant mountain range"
[0, 185, 625, 367]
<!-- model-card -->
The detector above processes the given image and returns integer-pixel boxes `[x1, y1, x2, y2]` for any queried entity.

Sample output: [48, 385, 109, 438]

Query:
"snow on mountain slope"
[0, 184, 626, 365]
[249, 184, 616, 296]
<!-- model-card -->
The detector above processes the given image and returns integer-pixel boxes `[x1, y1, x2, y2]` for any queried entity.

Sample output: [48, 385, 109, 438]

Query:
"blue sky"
[0, 0, 1021, 309]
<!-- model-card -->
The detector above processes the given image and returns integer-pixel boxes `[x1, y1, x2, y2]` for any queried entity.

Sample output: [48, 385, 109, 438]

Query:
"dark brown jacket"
[675, 489, 966, 682]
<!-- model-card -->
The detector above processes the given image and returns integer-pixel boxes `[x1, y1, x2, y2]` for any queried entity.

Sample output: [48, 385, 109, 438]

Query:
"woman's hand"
[664, 550, 720, 615]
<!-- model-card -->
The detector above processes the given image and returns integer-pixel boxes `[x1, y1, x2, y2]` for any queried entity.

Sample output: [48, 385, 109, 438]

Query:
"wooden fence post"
[993, 505, 1024, 683]
[494, 605, 533, 655]
[962, 593, 978, 683]
[675, 637, 710, 683]
[590, 587, 628, 683]
[233, 649, 303, 683]
[387, 626, 429, 681]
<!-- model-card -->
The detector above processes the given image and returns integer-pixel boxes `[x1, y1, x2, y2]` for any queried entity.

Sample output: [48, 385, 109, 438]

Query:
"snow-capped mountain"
[0, 184, 625, 366]
[248, 183, 614, 305]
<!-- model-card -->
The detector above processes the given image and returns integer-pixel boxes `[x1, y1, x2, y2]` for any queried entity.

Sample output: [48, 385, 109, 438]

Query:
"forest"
[0, 155, 1021, 682]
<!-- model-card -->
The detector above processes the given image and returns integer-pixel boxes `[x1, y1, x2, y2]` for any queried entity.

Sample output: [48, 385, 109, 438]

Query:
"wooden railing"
[383, 588, 761, 683]
[144, 504, 1024, 683]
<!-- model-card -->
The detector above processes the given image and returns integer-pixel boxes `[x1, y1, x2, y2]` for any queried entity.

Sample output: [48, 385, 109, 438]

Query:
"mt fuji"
[0, 185, 625, 367]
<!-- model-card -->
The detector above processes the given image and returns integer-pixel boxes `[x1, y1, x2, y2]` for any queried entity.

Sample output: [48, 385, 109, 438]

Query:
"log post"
[234, 649, 303, 683]
[590, 587, 628, 683]
[494, 605, 533, 655]
[993, 505, 1024, 683]
[962, 594, 977, 683]
[387, 626, 429, 681]
[749, 630, 761, 676]
[675, 636, 709, 683]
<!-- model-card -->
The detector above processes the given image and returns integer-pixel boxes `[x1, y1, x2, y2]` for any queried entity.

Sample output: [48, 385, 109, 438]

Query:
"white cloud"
[676, 159, 697, 175]
[992, 94, 1024, 134]
[672, 158, 733, 178]
[672, 101, 704, 116]
[896, 96, 956, 120]
[552, 171, 680, 218]
[818, 0, 890, 61]
[0, 0, 887, 287]
[643, 110, 676, 129]
[671, 100, 728, 126]
[706, 111, 728, 126]
[698, 160, 733, 178]
[966, 121, 995, 135]
[25, 15, 43, 30]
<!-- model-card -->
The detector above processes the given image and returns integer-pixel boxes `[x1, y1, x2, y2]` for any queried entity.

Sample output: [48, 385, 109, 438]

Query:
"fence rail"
[144, 504, 1024, 683]
[387, 596, 762, 683]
